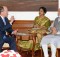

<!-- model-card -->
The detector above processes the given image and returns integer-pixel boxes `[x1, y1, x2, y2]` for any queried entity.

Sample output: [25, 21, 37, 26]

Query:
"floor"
[19, 48, 60, 57]
[19, 50, 51, 57]
[19, 50, 41, 57]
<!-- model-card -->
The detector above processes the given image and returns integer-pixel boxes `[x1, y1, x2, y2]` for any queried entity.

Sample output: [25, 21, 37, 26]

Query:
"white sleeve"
[50, 22, 54, 28]
[48, 22, 54, 32]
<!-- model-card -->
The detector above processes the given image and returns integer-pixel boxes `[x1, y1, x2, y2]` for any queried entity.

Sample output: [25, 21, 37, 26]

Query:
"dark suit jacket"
[0, 16, 13, 38]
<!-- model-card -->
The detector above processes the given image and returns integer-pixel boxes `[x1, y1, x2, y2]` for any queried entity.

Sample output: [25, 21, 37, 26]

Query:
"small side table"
[16, 32, 37, 57]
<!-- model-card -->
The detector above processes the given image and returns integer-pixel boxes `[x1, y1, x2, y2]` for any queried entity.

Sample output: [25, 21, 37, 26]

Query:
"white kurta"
[40, 34, 60, 48]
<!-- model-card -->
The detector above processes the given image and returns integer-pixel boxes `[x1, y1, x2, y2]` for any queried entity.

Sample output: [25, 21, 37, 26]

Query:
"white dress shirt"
[0, 16, 6, 25]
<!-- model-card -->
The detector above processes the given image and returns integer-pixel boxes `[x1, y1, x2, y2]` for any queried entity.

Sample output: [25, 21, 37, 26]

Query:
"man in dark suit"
[0, 6, 18, 52]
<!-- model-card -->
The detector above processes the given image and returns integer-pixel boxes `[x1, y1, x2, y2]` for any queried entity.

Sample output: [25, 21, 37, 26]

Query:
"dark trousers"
[0, 36, 17, 52]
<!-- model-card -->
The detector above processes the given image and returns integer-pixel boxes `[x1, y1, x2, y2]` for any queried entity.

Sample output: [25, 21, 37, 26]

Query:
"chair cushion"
[3, 43, 9, 48]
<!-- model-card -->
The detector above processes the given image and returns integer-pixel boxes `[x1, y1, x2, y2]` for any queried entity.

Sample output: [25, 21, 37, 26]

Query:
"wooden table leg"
[41, 48, 43, 57]
[32, 33, 36, 57]
[56, 48, 58, 57]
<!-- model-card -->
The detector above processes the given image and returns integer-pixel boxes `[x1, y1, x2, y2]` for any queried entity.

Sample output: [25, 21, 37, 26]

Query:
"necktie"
[2, 18, 6, 25]
[2, 18, 7, 39]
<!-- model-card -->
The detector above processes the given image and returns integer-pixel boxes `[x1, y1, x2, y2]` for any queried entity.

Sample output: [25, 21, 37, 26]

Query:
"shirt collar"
[58, 16, 60, 18]
[0, 15, 5, 19]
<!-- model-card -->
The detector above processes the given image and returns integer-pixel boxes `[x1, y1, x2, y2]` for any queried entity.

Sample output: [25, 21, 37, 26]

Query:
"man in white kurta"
[40, 9, 60, 57]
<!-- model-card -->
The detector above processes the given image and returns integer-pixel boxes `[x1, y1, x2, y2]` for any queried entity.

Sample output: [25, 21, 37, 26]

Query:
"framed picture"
[0, 0, 58, 11]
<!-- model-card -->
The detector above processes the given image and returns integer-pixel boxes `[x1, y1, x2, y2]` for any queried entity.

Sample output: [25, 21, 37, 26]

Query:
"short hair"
[39, 7, 47, 14]
[0, 6, 4, 14]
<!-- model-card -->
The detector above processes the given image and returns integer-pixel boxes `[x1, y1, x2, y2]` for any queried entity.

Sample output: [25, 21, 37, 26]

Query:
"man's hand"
[10, 16, 15, 24]
[12, 29, 18, 35]
[51, 27, 57, 35]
